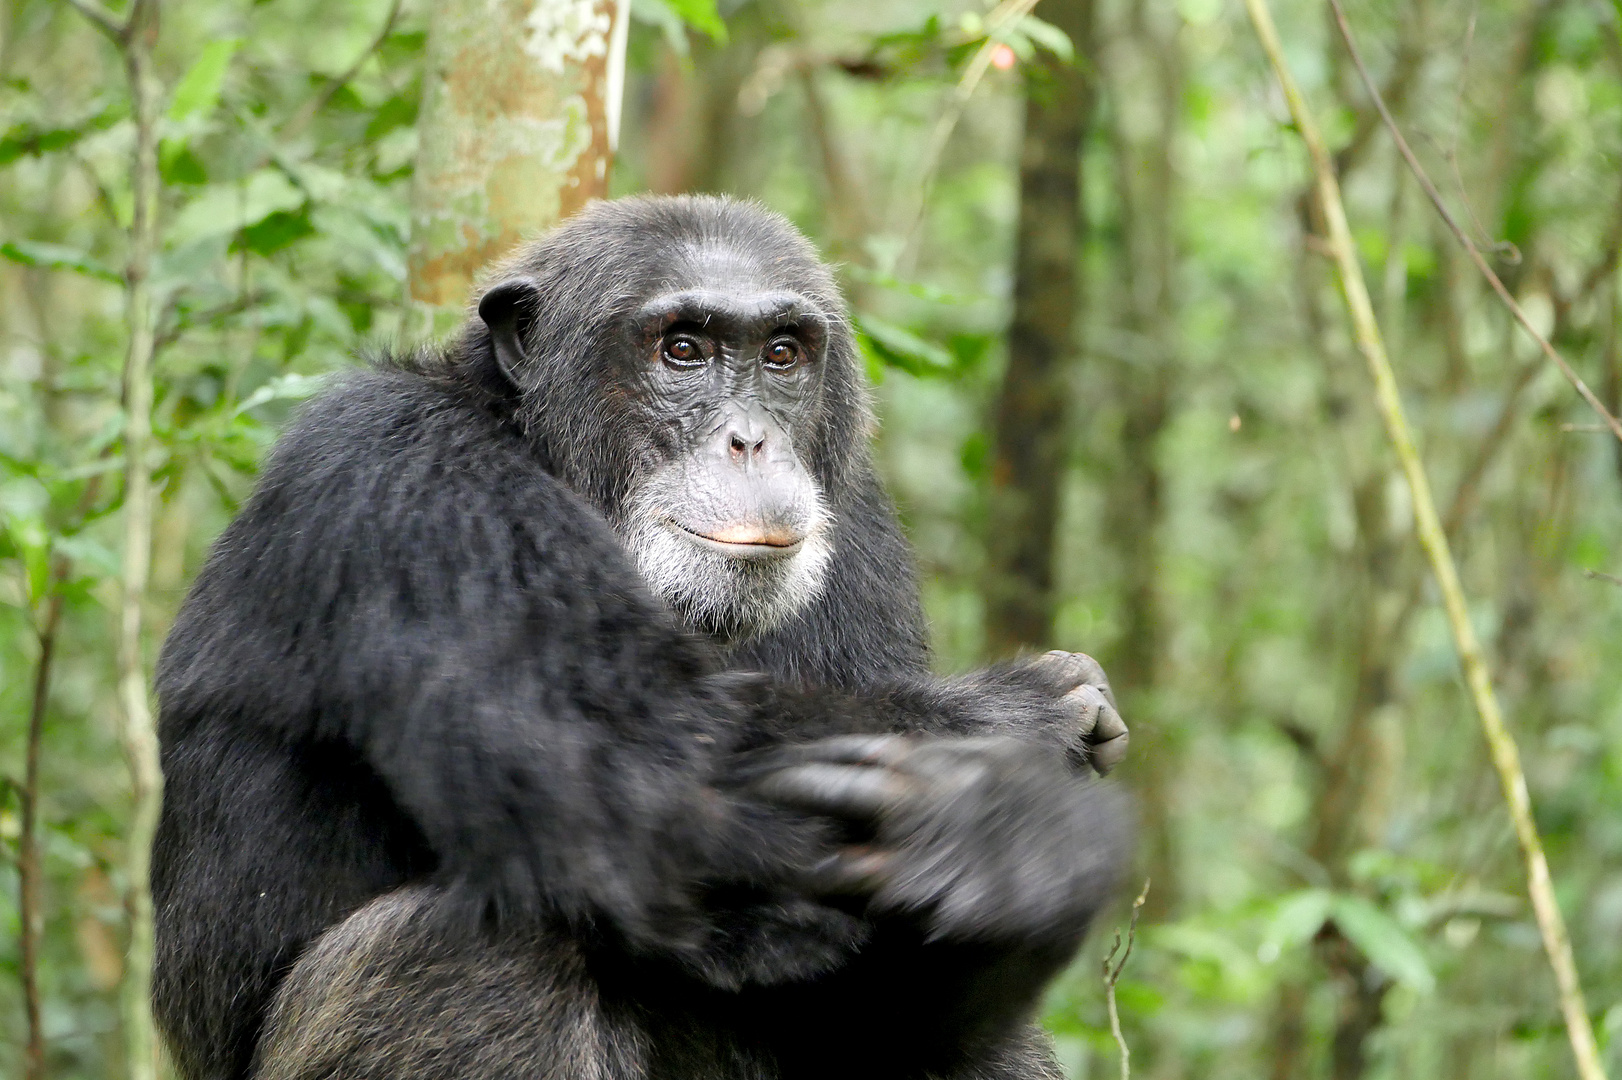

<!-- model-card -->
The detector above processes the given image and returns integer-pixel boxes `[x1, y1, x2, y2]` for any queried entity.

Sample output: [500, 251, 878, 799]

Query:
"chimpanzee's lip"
[668, 520, 805, 559]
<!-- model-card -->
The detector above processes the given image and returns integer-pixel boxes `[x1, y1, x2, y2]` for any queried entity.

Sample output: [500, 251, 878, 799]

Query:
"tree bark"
[983, 0, 1096, 655]
[409, 0, 628, 308]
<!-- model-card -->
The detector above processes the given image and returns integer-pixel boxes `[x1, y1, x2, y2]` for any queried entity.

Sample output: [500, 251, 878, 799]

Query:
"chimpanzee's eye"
[662, 335, 706, 368]
[763, 339, 801, 370]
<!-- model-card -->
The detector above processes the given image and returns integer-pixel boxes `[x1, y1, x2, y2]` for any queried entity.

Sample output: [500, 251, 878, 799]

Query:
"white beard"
[616, 477, 834, 641]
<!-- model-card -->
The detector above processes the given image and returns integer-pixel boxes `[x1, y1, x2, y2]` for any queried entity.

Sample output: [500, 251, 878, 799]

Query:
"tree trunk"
[983, 0, 1097, 656]
[409, 0, 628, 308]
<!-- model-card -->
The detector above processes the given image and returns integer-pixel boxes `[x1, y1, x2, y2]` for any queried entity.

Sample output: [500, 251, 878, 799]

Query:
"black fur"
[151, 195, 1128, 1080]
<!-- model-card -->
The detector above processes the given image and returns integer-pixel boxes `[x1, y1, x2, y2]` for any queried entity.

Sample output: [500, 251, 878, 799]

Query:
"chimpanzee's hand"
[751, 735, 1126, 944]
[1011, 651, 1129, 776]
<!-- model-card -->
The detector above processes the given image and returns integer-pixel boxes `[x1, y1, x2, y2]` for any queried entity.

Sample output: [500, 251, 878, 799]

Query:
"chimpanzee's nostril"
[752, 438, 766, 454]
[730, 434, 747, 454]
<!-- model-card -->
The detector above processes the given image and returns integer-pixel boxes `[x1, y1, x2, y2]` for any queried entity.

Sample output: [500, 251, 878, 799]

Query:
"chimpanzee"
[151, 195, 1131, 1080]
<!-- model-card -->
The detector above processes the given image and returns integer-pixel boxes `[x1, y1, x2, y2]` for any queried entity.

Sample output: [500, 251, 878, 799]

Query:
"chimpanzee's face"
[478, 240, 837, 641]
[611, 264, 835, 640]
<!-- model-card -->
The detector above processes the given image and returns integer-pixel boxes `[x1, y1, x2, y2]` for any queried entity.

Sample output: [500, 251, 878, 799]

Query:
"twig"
[1244, 1, 1608, 1077]
[154, 290, 271, 351]
[278, 0, 404, 143]
[19, 562, 67, 1080]
[1585, 569, 1622, 588]
[899, 0, 1044, 265]
[1101, 879, 1150, 1080]
[16, 465, 108, 1075]
[1327, 0, 1622, 446]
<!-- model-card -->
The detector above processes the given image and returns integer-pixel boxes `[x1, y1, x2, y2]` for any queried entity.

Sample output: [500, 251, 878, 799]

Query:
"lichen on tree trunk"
[409, 0, 625, 309]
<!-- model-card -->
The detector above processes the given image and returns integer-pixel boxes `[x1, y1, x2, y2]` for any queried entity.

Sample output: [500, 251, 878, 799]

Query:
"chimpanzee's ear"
[477, 278, 541, 387]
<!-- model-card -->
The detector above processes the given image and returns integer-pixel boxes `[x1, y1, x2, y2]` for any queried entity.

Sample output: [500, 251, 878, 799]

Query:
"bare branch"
[1585, 569, 1622, 588]
[279, 0, 404, 143]
[19, 566, 67, 1080]
[1101, 880, 1150, 1080]
[17, 454, 108, 1080]
[154, 291, 272, 351]
[1327, 0, 1622, 446]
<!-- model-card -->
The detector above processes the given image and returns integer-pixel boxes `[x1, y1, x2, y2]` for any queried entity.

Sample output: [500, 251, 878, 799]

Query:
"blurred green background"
[5, 0, 1622, 1076]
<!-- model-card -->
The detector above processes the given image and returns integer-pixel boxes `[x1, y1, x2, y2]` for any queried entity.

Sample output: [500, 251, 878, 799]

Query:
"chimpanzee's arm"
[732, 468, 1128, 774]
[158, 374, 861, 972]
[742, 735, 1130, 1074]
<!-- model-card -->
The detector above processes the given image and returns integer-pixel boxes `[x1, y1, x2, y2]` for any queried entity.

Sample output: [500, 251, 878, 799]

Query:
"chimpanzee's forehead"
[657, 237, 821, 295]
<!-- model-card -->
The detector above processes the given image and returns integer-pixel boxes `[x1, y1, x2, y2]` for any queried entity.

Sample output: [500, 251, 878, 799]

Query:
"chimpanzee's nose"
[729, 431, 767, 461]
[721, 405, 774, 465]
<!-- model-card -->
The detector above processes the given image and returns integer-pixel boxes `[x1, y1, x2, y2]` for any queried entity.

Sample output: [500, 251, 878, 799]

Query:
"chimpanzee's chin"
[621, 511, 832, 641]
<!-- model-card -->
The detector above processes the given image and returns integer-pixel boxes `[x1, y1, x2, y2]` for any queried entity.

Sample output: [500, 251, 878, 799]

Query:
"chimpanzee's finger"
[1089, 729, 1129, 776]
[1032, 651, 1113, 699]
[1091, 702, 1128, 747]
[751, 762, 909, 819]
[769, 734, 910, 767]
[803, 846, 892, 895]
[1061, 683, 1111, 738]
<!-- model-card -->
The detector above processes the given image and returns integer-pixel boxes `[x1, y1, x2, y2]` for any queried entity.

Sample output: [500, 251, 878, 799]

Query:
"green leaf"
[364, 93, 419, 142]
[1332, 894, 1436, 994]
[0, 476, 51, 605]
[239, 207, 316, 256]
[629, 0, 692, 57]
[169, 39, 242, 121]
[661, 0, 727, 41]
[1007, 15, 1074, 61]
[233, 373, 327, 417]
[0, 240, 122, 283]
[160, 140, 210, 185]
[54, 533, 120, 580]
[1266, 888, 1333, 949]
[855, 313, 955, 377]
[169, 169, 307, 247]
[0, 104, 123, 166]
[947, 332, 995, 370]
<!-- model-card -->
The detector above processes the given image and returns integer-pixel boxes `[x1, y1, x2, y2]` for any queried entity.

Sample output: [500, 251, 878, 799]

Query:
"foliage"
[5, 0, 1622, 1077]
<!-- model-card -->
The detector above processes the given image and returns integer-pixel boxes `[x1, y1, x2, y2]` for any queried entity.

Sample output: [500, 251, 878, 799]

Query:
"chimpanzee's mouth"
[668, 520, 806, 559]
